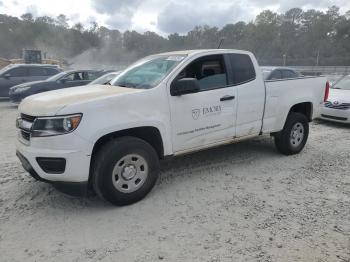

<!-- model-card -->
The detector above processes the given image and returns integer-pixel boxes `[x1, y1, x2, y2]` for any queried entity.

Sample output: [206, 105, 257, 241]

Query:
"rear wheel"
[274, 113, 309, 155]
[92, 137, 160, 206]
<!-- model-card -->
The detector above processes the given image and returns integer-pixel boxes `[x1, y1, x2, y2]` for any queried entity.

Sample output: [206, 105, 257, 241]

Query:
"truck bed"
[262, 76, 327, 133]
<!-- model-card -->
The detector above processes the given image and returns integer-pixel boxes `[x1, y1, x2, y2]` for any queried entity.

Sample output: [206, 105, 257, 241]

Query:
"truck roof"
[155, 49, 253, 57]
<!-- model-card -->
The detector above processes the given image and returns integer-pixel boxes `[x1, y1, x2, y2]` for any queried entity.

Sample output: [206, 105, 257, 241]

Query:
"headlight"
[31, 114, 82, 137]
[15, 86, 31, 92]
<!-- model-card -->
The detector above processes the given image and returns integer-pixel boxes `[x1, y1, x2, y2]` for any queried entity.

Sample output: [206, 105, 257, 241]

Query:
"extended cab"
[15, 49, 328, 205]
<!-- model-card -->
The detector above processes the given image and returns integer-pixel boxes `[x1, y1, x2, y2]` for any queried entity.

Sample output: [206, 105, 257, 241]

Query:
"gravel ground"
[0, 100, 349, 262]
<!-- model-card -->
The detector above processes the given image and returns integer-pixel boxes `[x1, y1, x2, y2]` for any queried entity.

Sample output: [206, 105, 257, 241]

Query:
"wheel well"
[91, 126, 164, 160]
[289, 102, 313, 121]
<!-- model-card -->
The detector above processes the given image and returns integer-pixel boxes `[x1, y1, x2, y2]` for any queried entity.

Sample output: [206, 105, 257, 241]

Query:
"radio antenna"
[217, 38, 225, 49]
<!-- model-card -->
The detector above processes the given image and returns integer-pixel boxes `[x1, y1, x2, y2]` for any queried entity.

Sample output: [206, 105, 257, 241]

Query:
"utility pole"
[316, 50, 320, 66]
[283, 54, 287, 66]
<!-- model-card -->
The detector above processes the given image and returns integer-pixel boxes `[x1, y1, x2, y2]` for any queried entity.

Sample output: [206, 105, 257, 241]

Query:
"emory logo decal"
[191, 105, 222, 120]
[192, 109, 201, 120]
[203, 105, 222, 115]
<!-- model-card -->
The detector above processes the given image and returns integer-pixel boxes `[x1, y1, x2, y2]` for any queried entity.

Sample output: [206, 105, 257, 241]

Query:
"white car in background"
[321, 75, 350, 124]
[88, 71, 121, 85]
[324, 74, 344, 86]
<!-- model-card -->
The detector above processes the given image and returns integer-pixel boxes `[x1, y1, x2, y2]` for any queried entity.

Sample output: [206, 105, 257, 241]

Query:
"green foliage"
[0, 6, 349, 66]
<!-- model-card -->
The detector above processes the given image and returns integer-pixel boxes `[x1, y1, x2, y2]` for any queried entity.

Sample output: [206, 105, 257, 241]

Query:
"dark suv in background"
[0, 64, 61, 97]
[9, 69, 104, 103]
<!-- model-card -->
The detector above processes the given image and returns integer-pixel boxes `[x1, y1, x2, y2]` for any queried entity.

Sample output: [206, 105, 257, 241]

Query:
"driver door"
[169, 54, 237, 153]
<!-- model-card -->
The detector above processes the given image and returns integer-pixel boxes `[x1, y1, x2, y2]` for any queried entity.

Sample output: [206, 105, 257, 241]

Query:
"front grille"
[19, 113, 36, 141]
[324, 101, 350, 110]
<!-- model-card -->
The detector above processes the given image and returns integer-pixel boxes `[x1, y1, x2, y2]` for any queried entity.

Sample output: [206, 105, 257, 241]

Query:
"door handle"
[220, 95, 235, 102]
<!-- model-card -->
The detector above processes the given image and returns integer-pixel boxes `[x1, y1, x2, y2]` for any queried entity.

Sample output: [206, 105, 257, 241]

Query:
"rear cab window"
[227, 54, 256, 85]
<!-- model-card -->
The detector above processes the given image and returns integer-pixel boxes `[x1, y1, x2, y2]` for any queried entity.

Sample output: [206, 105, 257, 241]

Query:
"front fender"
[88, 120, 171, 156]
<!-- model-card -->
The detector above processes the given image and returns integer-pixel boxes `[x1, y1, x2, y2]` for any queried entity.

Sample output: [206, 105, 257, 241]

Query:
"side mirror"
[4, 73, 11, 79]
[59, 78, 67, 84]
[171, 78, 200, 96]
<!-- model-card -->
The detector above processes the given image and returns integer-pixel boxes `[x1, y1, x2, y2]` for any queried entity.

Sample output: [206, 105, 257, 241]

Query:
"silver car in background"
[261, 67, 302, 80]
[88, 71, 120, 85]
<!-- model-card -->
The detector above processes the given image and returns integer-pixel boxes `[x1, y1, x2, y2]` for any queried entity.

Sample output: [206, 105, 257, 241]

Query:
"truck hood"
[19, 85, 140, 116]
[328, 88, 350, 103]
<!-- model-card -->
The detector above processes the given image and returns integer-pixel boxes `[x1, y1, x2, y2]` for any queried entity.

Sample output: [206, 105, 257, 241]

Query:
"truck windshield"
[111, 55, 186, 89]
[332, 75, 350, 90]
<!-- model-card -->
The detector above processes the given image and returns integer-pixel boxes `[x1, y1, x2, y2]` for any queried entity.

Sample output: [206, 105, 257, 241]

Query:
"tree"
[56, 14, 69, 28]
[1, 6, 350, 66]
[35, 16, 55, 24]
[168, 33, 185, 50]
[21, 13, 33, 22]
[72, 23, 84, 33]
[284, 8, 303, 24]
[256, 10, 279, 25]
[219, 22, 246, 48]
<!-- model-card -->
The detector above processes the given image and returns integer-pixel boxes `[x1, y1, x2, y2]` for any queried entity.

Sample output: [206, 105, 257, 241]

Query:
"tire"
[92, 136, 160, 206]
[274, 112, 309, 155]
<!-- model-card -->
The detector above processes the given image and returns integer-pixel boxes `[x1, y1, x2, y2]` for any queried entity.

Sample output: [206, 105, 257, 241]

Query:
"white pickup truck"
[16, 49, 328, 205]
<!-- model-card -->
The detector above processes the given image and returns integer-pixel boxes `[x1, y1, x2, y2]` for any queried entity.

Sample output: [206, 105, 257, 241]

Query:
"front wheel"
[92, 137, 160, 206]
[274, 113, 309, 155]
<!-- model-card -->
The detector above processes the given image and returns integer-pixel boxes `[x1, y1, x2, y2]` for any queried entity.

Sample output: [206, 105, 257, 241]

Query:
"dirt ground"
[0, 100, 349, 262]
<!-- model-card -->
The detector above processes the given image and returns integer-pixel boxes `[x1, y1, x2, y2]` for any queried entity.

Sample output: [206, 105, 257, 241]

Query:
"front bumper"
[16, 150, 89, 196]
[320, 107, 350, 124]
[16, 129, 93, 183]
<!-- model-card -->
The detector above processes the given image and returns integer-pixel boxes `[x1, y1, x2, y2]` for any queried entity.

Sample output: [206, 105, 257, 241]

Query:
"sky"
[0, 0, 349, 35]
